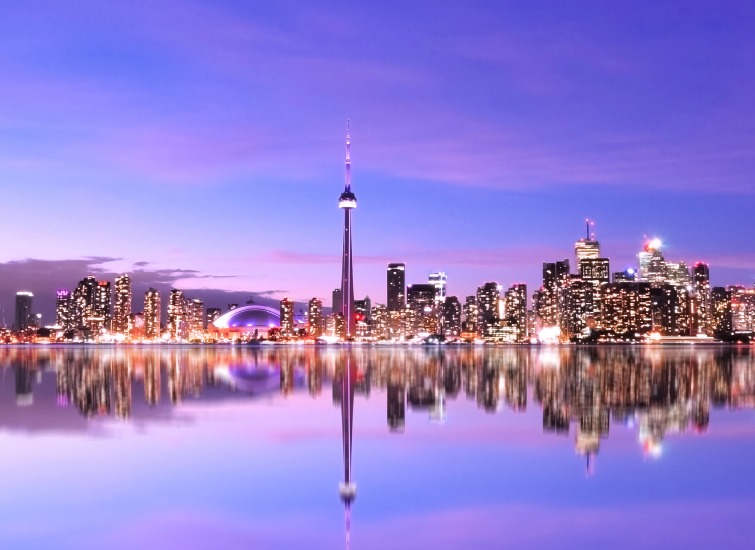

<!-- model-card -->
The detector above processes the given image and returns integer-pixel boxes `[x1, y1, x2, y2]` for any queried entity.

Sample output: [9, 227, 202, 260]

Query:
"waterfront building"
[73, 276, 98, 328]
[280, 298, 295, 337]
[387, 263, 406, 312]
[638, 240, 666, 285]
[15, 291, 33, 331]
[476, 282, 501, 340]
[168, 289, 187, 340]
[504, 284, 528, 342]
[205, 308, 221, 328]
[442, 296, 462, 337]
[407, 283, 437, 334]
[658, 284, 693, 336]
[711, 287, 733, 336]
[113, 274, 132, 336]
[332, 288, 343, 317]
[462, 295, 477, 335]
[187, 298, 204, 339]
[428, 272, 447, 303]
[308, 298, 324, 337]
[144, 288, 161, 340]
[55, 290, 73, 330]
[601, 282, 652, 336]
[693, 262, 711, 335]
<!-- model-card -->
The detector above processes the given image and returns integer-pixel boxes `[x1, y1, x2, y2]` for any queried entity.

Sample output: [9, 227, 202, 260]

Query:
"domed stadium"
[210, 305, 281, 338]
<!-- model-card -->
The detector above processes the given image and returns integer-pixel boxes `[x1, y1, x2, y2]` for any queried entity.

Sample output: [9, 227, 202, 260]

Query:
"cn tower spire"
[338, 120, 357, 338]
[345, 119, 351, 192]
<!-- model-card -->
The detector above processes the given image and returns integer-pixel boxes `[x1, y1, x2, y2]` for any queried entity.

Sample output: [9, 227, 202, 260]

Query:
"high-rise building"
[387, 263, 406, 312]
[504, 284, 528, 342]
[538, 260, 570, 328]
[15, 292, 33, 331]
[442, 296, 462, 337]
[55, 290, 73, 330]
[579, 258, 610, 286]
[462, 296, 478, 334]
[205, 308, 221, 329]
[187, 298, 204, 338]
[476, 282, 501, 340]
[658, 284, 692, 336]
[354, 296, 372, 323]
[73, 276, 98, 328]
[113, 274, 132, 335]
[575, 221, 600, 263]
[711, 287, 732, 336]
[599, 282, 652, 336]
[144, 288, 161, 340]
[407, 283, 437, 334]
[280, 298, 295, 337]
[638, 239, 667, 286]
[338, 120, 357, 338]
[168, 289, 187, 340]
[308, 298, 324, 337]
[693, 262, 711, 335]
[428, 272, 447, 303]
[332, 288, 343, 316]
[94, 281, 112, 331]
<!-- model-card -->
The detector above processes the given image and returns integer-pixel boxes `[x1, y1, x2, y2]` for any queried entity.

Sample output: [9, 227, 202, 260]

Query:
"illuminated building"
[538, 260, 570, 329]
[370, 304, 388, 339]
[503, 284, 528, 342]
[325, 313, 345, 337]
[113, 274, 132, 336]
[73, 276, 98, 328]
[55, 290, 73, 330]
[209, 304, 283, 339]
[94, 281, 112, 331]
[14, 291, 33, 331]
[638, 239, 666, 285]
[144, 288, 161, 340]
[579, 258, 610, 285]
[601, 282, 652, 336]
[354, 296, 371, 338]
[428, 272, 447, 303]
[561, 278, 597, 339]
[665, 261, 691, 287]
[729, 285, 755, 332]
[462, 295, 477, 334]
[338, 121, 357, 338]
[205, 308, 221, 328]
[442, 296, 462, 337]
[613, 268, 637, 283]
[711, 287, 733, 336]
[575, 221, 600, 262]
[308, 298, 324, 337]
[187, 298, 204, 338]
[168, 289, 187, 340]
[407, 283, 437, 334]
[476, 282, 501, 340]
[387, 263, 406, 312]
[693, 263, 711, 335]
[659, 284, 693, 336]
[280, 298, 295, 337]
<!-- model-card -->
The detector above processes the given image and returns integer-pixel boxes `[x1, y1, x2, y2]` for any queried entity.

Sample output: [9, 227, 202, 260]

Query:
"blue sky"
[0, 1, 753, 321]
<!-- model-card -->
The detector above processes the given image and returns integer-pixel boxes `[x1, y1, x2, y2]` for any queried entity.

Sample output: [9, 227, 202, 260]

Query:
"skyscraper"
[94, 281, 112, 331]
[387, 263, 406, 311]
[308, 298, 324, 337]
[693, 262, 711, 335]
[15, 292, 33, 331]
[338, 121, 357, 338]
[187, 298, 204, 338]
[113, 274, 132, 335]
[476, 282, 501, 339]
[144, 288, 161, 340]
[280, 298, 295, 337]
[55, 290, 73, 330]
[575, 220, 600, 263]
[428, 272, 447, 303]
[73, 276, 98, 328]
[332, 288, 343, 316]
[167, 289, 187, 340]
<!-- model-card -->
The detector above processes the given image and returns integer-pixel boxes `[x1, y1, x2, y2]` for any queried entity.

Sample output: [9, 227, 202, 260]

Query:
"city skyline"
[0, 2, 754, 323]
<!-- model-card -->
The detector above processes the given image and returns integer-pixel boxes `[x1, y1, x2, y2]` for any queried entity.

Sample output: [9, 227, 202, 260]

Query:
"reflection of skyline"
[2, 347, 755, 461]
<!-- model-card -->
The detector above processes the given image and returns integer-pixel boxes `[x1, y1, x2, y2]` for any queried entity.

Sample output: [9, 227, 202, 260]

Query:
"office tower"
[144, 288, 161, 340]
[332, 288, 343, 316]
[665, 261, 691, 287]
[205, 308, 221, 329]
[463, 296, 478, 334]
[407, 283, 437, 334]
[710, 287, 732, 336]
[168, 289, 187, 340]
[638, 239, 666, 285]
[187, 298, 204, 338]
[428, 272, 447, 303]
[600, 282, 652, 336]
[354, 296, 372, 323]
[280, 298, 295, 337]
[613, 268, 638, 283]
[658, 284, 693, 336]
[504, 284, 527, 342]
[93, 281, 112, 331]
[387, 263, 406, 312]
[538, 260, 570, 327]
[476, 282, 501, 339]
[575, 220, 600, 262]
[370, 304, 388, 339]
[55, 290, 73, 330]
[308, 298, 324, 337]
[561, 278, 596, 339]
[73, 276, 98, 328]
[15, 291, 33, 331]
[443, 296, 462, 337]
[729, 285, 755, 332]
[579, 258, 610, 285]
[338, 121, 357, 337]
[693, 262, 711, 335]
[113, 274, 132, 335]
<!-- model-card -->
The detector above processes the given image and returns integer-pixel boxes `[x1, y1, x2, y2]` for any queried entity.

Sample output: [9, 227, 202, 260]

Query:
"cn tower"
[338, 120, 357, 338]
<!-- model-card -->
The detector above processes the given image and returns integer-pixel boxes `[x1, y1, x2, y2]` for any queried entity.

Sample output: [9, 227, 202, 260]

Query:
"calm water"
[1, 345, 754, 549]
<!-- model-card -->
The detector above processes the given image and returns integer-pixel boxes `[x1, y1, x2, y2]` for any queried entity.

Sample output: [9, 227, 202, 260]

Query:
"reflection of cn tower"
[339, 353, 357, 548]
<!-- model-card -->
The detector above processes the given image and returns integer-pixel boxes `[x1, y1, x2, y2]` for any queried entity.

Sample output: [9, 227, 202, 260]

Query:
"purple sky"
[1, 1, 754, 321]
